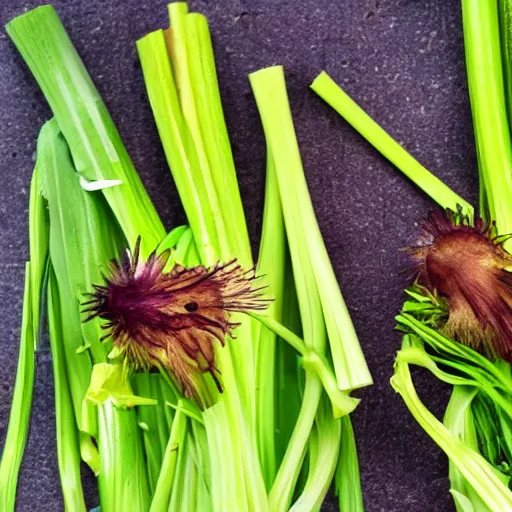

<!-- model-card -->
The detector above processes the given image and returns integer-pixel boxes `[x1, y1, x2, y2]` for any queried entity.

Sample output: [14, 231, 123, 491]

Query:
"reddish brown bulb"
[82, 238, 268, 403]
[410, 209, 512, 362]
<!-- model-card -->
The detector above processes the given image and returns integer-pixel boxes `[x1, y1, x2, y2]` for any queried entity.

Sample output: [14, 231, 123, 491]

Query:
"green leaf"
[86, 363, 157, 409]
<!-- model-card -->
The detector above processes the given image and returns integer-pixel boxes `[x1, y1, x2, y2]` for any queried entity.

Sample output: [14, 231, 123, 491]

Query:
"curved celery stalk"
[310, 71, 473, 217]
[47, 269, 87, 512]
[391, 356, 512, 511]
[6, 6, 165, 254]
[0, 263, 35, 512]
[289, 398, 342, 512]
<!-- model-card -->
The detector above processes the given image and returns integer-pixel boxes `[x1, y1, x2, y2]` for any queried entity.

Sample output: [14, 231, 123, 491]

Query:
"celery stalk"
[391, 355, 512, 510]
[0, 263, 35, 512]
[336, 416, 364, 512]
[184, 12, 252, 265]
[150, 408, 187, 512]
[47, 269, 87, 512]
[251, 66, 372, 392]
[6, 6, 165, 254]
[28, 164, 48, 351]
[462, 0, 512, 234]
[310, 71, 473, 216]
[97, 404, 151, 512]
[137, 29, 220, 264]
[255, 155, 286, 487]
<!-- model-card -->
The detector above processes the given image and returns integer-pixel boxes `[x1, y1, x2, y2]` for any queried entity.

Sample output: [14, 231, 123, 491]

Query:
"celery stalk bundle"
[311, 0, 512, 510]
[0, 3, 371, 511]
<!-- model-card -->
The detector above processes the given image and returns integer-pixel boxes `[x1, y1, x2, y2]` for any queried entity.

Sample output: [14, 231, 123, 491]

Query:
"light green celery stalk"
[392, 340, 512, 511]
[184, 12, 252, 265]
[443, 386, 492, 512]
[132, 373, 168, 493]
[462, 0, 512, 236]
[250, 65, 362, 510]
[255, 154, 286, 488]
[96, 403, 151, 512]
[252, 66, 371, 392]
[275, 262, 303, 468]
[336, 416, 364, 512]
[0, 264, 35, 512]
[499, 0, 512, 133]
[137, 29, 220, 264]
[165, 4, 258, 420]
[139, 7, 267, 510]
[39, 119, 154, 506]
[310, 71, 473, 217]
[150, 407, 187, 512]
[28, 164, 49, 350]
[289, 398, 342, 512]
[6, 5, 165, 255]
[166, 3, 229, 259]
[47, 269, 87, 512]
[167, 427, 195, 511]
[38, 119, 106, 436]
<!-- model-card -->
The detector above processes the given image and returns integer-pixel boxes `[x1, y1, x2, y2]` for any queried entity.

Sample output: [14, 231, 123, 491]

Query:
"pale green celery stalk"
[6, 6, 165, 255]
[251, 65, 337, 511]
[0, 263, 35, 512]
[499, 0, 512, 132]
[48, 269, 87, 512]
[255, 154, 286, 488]
[275, 262, 303, 467]
[167, 3, 229, 258]
[97, 404, 151, 512]
[444, 386, 493, 512]
[183, 12, 252, 266]
[336, 415, 364, 512]
[203, 400, 250, 511]
[131, 374, 166, 493]
[151, 408, 187, 512]
[140, 13, 267, 510]
[252, 66, 372, 392]
[39, 118, 123, 438]
[189, 421, 212, 509]
[462, 0, 512, 236]
[167, 5, 257, 426]
[137, 29, 220, 263]
[391, 356, 512, 510]
[290, 398, 341, 512]
[168, 431, 197, 511]
[36, 119, 95, 436]
[310, 71, 473, 217]
[28, 164, 49, 350]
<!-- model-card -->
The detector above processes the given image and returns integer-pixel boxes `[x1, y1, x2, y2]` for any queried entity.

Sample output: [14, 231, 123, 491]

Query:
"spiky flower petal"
[83, 238, 269, 403]
[410, 209, 512, 362]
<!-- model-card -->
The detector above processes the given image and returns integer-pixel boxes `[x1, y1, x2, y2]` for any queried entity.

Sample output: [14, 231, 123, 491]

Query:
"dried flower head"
[410, 208, 512, 362]
[82, 238, 269, 403]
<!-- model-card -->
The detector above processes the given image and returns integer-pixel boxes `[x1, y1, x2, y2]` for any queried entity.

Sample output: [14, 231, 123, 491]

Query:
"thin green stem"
[0, 263, 35, 512]
[310, 71, 473, 217]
